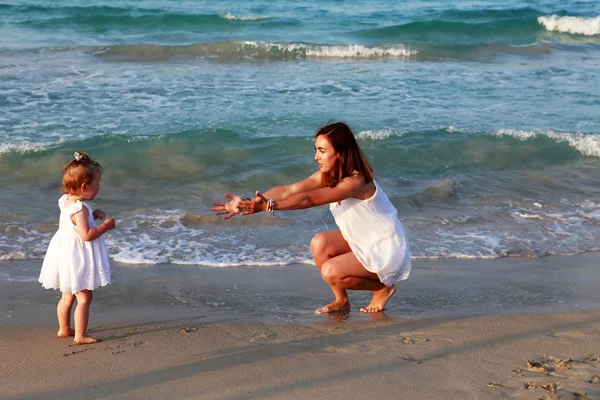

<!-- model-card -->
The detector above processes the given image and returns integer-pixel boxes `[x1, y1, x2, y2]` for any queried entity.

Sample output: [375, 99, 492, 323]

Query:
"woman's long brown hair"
[315, 122, 374, 188]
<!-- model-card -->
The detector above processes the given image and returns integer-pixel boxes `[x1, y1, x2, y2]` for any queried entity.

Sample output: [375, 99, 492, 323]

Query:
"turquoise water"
[1, 1, 600, 274]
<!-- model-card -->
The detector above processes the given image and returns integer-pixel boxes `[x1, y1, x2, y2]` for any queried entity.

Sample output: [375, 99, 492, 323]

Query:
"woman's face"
[314, 135, 339, 173]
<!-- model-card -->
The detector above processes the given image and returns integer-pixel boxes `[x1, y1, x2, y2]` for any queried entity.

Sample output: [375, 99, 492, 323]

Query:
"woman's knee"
[310, 232, 328, 257]
[320, 261, 341, 284]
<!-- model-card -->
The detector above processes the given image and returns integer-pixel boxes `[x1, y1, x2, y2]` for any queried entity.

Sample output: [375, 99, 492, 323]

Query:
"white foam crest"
[0, 251, 28, 261]
[580, 200, 598, 209]
[559, 132, 600, 157]
[574, 201, 600, 222]
[511, 211, 565, 222]
[242, 41, 417, 59]
[112, 240, 309, 267]
[222, 13, 270, 21]
[0, 141, 51, 154]
[356, 129, 397, 140]
[108, 209, 312, 266]
[306, 44, 417, 58]
[0, 221, 53, 261]
[495, 129, 537, 140]
[581, 210, 600, 221]
[495, 129, 600, 157]
[431, 229, 502, 257]
[538, 15, 600, 36]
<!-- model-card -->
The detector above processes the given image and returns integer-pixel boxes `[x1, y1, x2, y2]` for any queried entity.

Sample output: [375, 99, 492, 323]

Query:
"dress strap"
[62, 195, 85, 216]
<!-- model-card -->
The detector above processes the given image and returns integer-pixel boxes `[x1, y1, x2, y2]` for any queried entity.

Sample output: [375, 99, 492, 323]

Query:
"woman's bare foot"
[73, 336, 99, 345]
[57, 328, 75, 338]
[315, 300, 350, 315]
[360, 285, 396, 313]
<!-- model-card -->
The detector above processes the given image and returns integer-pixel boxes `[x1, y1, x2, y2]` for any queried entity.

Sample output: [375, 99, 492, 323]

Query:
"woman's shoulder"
[339, 173, 375, 200]
[346, 172, 373, 188]
[336, 172, 362, 190]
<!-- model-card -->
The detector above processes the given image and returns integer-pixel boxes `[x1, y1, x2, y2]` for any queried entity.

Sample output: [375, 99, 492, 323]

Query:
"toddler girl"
[39, 151, 115, 345]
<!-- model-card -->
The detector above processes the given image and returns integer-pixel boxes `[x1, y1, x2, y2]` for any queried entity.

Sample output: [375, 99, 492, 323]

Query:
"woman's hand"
[238, 191, 269, 215]
[93, 209, 106, 220]
[211, 193, 243, 220]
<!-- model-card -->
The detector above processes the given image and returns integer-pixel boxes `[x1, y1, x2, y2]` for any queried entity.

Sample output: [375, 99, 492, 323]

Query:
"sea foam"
[0, 142, 50, 154]
[356, 129, 397, 140]
[243, 41, 417, 59]
[222, 13, 270, 21]
[94, 41, 417, 61]
[495, 129, 600, 157]
[538, 15, 600, 36]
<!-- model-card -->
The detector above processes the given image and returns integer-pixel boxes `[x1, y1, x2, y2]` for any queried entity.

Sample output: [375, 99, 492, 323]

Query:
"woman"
[212, 122, 411, 314]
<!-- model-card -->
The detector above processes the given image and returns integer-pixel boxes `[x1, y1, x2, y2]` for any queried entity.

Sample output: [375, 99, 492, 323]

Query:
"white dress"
[330, 180, 411, 287]
[39, 195, 111, 293]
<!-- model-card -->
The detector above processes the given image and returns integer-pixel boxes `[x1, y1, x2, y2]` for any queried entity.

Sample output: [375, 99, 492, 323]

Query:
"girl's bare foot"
[57, 328, 75, 338]
[315, 300, 350, 315]
[360, 285, 396, 313]
[73, 336, 99, 345]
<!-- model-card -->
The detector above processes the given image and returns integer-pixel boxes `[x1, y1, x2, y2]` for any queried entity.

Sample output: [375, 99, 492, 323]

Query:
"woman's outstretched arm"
[212, 171, 323, 219]
[261, 170, 322, 201]
[240, 173, 365, 215]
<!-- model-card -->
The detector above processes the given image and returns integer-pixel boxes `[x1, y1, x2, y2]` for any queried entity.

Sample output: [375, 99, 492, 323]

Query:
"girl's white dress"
[330, 180, 411, 287]
[39, 195, 111, 293]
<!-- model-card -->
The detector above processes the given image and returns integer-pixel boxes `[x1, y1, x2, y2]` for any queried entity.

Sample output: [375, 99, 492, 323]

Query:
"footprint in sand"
[491, 354, 600, 399]
[178, 327, 199, 333]
[546, 330, 586, 339]
[400, 336, 430, 344]
[62, 348, 93, 357]
[103, 340, 148, 355]
[246, 331, 278, 342]
[323, 343, 386, 353]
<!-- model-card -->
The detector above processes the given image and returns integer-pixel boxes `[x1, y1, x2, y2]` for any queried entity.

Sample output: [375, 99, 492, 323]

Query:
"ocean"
[1, 0, 600, 280]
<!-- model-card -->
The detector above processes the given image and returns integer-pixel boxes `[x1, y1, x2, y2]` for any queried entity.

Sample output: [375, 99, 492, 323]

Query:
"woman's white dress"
[39, 195, 111, 293]
[330, 180, 411, 287]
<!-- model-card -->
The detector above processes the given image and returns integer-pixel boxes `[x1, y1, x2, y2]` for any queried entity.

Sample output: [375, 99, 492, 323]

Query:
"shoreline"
[2, 253, 600, 399]
[3, 252, 600, 325]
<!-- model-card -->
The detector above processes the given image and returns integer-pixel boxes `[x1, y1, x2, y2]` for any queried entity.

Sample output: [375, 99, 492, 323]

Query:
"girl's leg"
[73, 290, 98, 344]
[320, 252, 396, 313]
[57, 291, 75, 338]
[310, 231, 353, 314]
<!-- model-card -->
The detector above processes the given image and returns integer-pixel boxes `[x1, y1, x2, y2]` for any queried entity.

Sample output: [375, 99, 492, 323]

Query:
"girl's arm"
[72, 207, 115, 241]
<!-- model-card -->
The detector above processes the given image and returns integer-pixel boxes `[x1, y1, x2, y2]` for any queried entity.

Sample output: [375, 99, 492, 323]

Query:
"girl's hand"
[93, 209, 106, 220]
[104, 218, 116, 230]
[238, 191, 268, 215]
[211, 193, 243, 220]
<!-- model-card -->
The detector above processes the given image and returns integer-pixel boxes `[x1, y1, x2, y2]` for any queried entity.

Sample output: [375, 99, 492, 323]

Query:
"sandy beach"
[2, 253, 600, 399]
[3, 1, 600, 399]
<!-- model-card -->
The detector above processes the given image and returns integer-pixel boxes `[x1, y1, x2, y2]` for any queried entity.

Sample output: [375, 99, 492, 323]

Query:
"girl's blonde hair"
[61, 152, 103, 194]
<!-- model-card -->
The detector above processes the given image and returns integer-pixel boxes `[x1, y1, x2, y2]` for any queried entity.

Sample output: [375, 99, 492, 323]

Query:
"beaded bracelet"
[265, 198, 275, 215]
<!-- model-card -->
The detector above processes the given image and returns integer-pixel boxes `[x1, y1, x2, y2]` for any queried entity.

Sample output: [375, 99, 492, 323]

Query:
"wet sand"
[2, 253, 600, 399]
